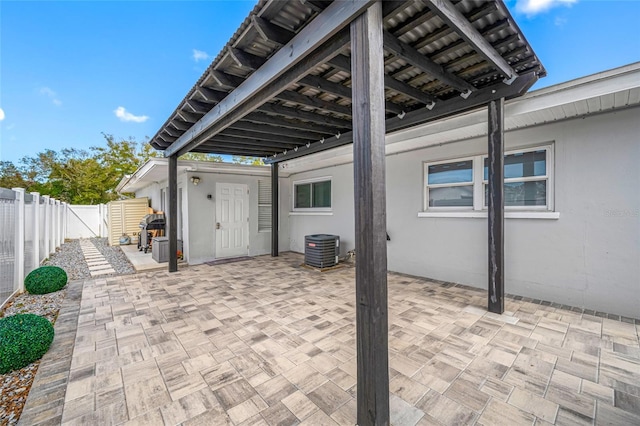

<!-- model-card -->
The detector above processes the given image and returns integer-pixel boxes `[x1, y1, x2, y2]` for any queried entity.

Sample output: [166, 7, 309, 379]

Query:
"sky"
[0, 0, 639, 165]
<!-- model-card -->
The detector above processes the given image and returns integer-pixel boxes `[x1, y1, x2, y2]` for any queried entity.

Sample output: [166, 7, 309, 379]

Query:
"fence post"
[13, 188, 26, 293]
[62, 202, 68, 242]
[31, 192, 41, 269]
[42, 195, 51, 258]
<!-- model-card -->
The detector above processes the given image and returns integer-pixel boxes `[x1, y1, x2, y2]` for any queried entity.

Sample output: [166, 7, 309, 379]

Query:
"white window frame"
[292, 176, 332, 212]
[421, 144, 556, 218]
[423, 156, 476, 211]
[481, 145, 554, 211]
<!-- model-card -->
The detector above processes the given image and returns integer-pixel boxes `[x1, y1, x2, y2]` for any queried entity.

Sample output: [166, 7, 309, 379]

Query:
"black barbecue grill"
[138, 214, 165, 253]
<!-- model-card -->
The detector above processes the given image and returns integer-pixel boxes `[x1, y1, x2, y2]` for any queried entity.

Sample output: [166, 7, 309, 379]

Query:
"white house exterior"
[120, 63, 640, 318]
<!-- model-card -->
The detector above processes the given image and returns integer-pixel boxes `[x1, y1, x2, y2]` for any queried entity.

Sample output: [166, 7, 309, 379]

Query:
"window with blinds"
[258, 180, 272, 232]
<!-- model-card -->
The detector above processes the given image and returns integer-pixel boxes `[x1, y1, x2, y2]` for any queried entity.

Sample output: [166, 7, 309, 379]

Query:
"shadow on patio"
[20, 253, 640, 425]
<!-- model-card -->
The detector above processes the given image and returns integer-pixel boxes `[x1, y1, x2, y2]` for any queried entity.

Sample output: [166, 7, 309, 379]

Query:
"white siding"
[286, 107, 640, 318]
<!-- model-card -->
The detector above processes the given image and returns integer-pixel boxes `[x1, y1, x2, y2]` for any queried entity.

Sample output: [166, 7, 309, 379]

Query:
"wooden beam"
[244, 112, 337, 135]
[299, 75, 352, 99]
[351, 4, 390, 424]
[221, 128, 309, 144]
[267, 72, 537, 163]
[229, 47, 267, 70]
[165, 0, 373, 158]
[487, 98, 504, 313]
[175, 110, 203, 123]
[209, 135, 299, 150]
[229, 120, 329, 140]
[275, 90, 352, 116]
[196, 86, 228, 103]
[257, 103, 352, 128]
[426, 0, 516, 81]
[185, 99, 211, 114]
[163, 127, 181, 138]
[383, 30, 475, 94]
[271, 163, 279, 257]
[158, 134, 177, 143]
[170, 120, 191, 131]
[196, 144, 275, 157]
[168, 155, 178, 273]
[384, 75, 437, 105]
[209, 70, 245, 90]
[251, 15, 296, 45]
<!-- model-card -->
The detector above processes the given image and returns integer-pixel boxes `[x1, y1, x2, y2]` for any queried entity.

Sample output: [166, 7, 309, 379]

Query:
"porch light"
[190, 176, 201, 186]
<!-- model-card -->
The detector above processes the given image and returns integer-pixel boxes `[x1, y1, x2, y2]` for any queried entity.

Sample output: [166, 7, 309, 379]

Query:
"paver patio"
[19, 253, 640, 425]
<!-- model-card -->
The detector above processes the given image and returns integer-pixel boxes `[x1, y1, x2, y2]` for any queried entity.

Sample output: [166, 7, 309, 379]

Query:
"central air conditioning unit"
[304, 234, 340, 268]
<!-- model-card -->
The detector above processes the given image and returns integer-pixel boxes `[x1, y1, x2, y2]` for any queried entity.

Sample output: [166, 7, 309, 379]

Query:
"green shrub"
[0, 314, 54, 374]
[24, 266, 67, 295]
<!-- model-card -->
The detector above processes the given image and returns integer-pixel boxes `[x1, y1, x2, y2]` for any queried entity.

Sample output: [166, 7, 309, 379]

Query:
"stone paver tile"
[124, 375, 172, 419]
[415, 390, 477, 426]
[259, 401, 298, 426]
[477, 399, 534, 426]
[554, 407, 593, 426]
[201, 361, 242, 391]
[390, 354, 423, 377]
[545, 385, 595, 419]
[123, 408, 164, 426]
[282, 363, 327, 393]
[580, 379, 613, 404]
[282, 390, 320, 421]
[614, 389, 640, 416]
[182, 408, 233, 426]
[298, 409, 339, 426]
[94, 399, 128, 425]
[254, 374, 297, 406]
[549, 369, 581, 392]
[389, 373, 429, 405]
[326, 367, 356, 391]
[330, 398, 356, 425]
[480, 377, 514, 402]
[306, 352, 341, 375]
[61, 392, 94, 423]
[307, 381, 351, 416]
[598, 400, 640, 425]
[390, 393, 425, 426]
[64, 375, 95, 402]
[213, 378, 257, 410]
[181, 353, 216, 375]
[160, 388, 220, 425]
[226, 395, 268, 425]
[508, 387, 559, 423]
[444, 376, 491, 412]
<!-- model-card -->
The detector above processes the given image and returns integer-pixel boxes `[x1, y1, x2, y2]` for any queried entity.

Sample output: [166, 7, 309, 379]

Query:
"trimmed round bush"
[0, 314, 54, 374]
[24, 266, 67, 295]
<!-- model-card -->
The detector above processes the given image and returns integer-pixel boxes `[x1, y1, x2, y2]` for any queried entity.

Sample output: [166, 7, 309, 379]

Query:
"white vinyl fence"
[66, 204, 108, 239]
[0, 188, 68, 309]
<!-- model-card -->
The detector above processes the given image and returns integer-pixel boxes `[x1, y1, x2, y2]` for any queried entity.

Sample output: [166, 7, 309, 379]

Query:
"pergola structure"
[148, 1, 545, 423]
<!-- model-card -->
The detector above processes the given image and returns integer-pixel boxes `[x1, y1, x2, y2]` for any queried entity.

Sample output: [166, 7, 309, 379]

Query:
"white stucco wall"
[286, 107, 640, 318]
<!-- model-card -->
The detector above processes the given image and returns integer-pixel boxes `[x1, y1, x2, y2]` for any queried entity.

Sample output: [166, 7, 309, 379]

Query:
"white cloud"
[192, 49, 210, 62]
[114, 106, 149, 123]
[39, 86, 62, 106]
[0, 108, 5, 121]
[516, 0, 577, 15]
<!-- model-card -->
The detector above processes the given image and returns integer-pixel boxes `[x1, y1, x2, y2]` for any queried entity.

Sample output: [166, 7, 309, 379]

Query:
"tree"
[0, 161, 28, 189]
[179, 152, 224, 162]
[232, 155, 264, 165]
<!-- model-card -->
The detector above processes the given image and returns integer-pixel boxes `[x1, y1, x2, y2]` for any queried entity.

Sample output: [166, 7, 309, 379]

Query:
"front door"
[215, 183, 249, 258]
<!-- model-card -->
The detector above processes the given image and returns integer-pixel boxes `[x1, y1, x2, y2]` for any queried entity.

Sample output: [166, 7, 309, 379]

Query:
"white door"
[215, 183, 249, 258]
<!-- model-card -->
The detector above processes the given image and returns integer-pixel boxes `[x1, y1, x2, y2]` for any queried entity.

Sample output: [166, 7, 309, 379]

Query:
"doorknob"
[216, 222, 221, 229]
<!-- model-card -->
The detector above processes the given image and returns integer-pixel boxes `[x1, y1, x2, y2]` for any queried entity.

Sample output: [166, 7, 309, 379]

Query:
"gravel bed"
[0, 238, 133, 424]
[92, 237, 135, 275]
[42, 239, 91, 280]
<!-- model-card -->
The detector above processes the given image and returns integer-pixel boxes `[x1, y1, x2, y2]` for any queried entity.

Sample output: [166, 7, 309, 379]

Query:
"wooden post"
[168, 154, 178, 273]
[271, 163, 279, 257]
[487, 98, 504, 314]
[351, 3, 390, 424]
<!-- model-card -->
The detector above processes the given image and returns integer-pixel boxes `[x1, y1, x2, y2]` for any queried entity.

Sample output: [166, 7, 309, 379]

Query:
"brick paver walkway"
[20, 253, 640, 425]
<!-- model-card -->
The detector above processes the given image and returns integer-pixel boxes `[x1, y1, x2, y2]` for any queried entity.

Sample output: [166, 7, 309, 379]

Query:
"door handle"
[216, 222, 221, 229]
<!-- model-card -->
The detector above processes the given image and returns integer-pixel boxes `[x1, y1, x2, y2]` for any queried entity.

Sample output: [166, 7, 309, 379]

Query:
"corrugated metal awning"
[148, 0, 545, 162]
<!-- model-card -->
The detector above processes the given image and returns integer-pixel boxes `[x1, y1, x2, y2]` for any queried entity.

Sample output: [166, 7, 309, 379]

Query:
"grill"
[304, 234, 340, 268]
[138, 214, 165, 253]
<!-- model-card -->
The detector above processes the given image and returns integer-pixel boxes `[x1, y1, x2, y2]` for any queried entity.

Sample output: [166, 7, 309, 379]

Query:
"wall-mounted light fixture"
[190, 176, 201, 186]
